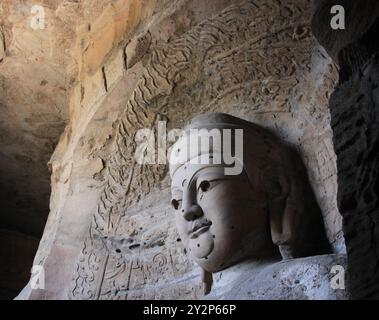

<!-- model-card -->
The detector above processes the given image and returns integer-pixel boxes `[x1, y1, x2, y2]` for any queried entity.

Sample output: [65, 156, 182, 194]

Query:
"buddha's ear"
[268, 174, 298, 260]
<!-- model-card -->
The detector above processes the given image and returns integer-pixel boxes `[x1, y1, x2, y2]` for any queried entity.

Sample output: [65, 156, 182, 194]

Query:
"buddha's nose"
[182, 204, 203, 221]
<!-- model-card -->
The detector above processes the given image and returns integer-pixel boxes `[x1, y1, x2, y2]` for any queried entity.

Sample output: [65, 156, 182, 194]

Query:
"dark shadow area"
[0, 229, 39, 299]
[0, 179, 50, 299]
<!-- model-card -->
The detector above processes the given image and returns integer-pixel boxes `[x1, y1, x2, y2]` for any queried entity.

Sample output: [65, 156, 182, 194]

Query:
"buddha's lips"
[189, 218, 212, 238]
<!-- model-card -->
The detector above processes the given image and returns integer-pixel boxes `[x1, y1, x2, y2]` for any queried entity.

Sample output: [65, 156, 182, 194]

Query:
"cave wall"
[0, 0, 71, 238]
[1, 0, 154, 298]
[10, 0, 345, 300]
[312, 0, 379, 300]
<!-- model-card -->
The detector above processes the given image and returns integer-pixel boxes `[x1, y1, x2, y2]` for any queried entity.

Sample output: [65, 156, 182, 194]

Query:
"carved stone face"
[170, 113, 330, 273]
[171, 162, 272, 273]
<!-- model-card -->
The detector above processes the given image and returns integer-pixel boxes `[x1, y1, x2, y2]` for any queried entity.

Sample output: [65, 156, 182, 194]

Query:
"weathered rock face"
[0, 0, 169, 236]
[0, 0, 179, 299]
[1, 0, 71, 299]
[312, 0, 379, 300]
[331, 55, 379, 300]
[1, 1, 69, 238]
[1, 0, 347, 300]
[206, 254, 349, 300]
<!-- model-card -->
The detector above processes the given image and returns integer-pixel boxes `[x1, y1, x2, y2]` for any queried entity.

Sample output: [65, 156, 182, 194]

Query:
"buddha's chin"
[188, 231, 214, 259]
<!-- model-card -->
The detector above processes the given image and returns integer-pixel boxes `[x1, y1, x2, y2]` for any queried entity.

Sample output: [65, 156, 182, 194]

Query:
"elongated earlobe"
[268, 174, 296, 260]
[268, 168, 331, 260]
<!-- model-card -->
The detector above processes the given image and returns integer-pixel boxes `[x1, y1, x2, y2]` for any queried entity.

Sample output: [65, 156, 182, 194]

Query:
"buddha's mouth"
[189, 219, 212, 239]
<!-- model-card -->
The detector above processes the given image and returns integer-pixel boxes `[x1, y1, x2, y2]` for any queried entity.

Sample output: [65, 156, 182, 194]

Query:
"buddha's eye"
[199, 180, 210, 192]
[171, 199, 182, 210]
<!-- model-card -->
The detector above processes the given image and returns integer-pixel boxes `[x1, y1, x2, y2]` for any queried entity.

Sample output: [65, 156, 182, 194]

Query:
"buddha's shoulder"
[206, 254, 350, 300]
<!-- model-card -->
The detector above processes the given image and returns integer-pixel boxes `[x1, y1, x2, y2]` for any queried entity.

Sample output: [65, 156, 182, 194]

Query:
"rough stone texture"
[206, 254, 349, 300]
[0, 0, 173, 236]
[0, 0, 176, 299]
[1, 0, 345, 299]
[311, 0, 379, 62]
[312, 0, 379, 300]
[330, 55, 379, 299]
[0, 29, 5, 62]
[0, 1, 69, 238]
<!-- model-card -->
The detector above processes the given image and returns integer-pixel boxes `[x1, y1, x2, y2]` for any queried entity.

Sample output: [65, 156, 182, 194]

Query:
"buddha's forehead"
[169, 126, 229, 178]
[171, 162, 226, 191]
[171, 163, 204, 190]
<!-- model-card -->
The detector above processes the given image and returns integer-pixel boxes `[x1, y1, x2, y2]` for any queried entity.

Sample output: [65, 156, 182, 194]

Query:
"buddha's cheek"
[188, 232, 214, 259]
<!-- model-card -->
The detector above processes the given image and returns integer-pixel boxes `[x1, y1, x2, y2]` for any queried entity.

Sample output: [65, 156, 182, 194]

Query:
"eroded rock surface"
[206, 254, 349, 300]
[312, 0, 379, 300]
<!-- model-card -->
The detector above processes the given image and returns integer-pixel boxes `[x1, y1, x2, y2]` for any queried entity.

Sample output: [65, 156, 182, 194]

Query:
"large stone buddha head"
[169, 113, 330, 274]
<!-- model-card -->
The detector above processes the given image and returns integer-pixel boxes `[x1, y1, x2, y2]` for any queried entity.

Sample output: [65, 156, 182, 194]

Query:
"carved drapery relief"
[69, 0, 340, 299]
